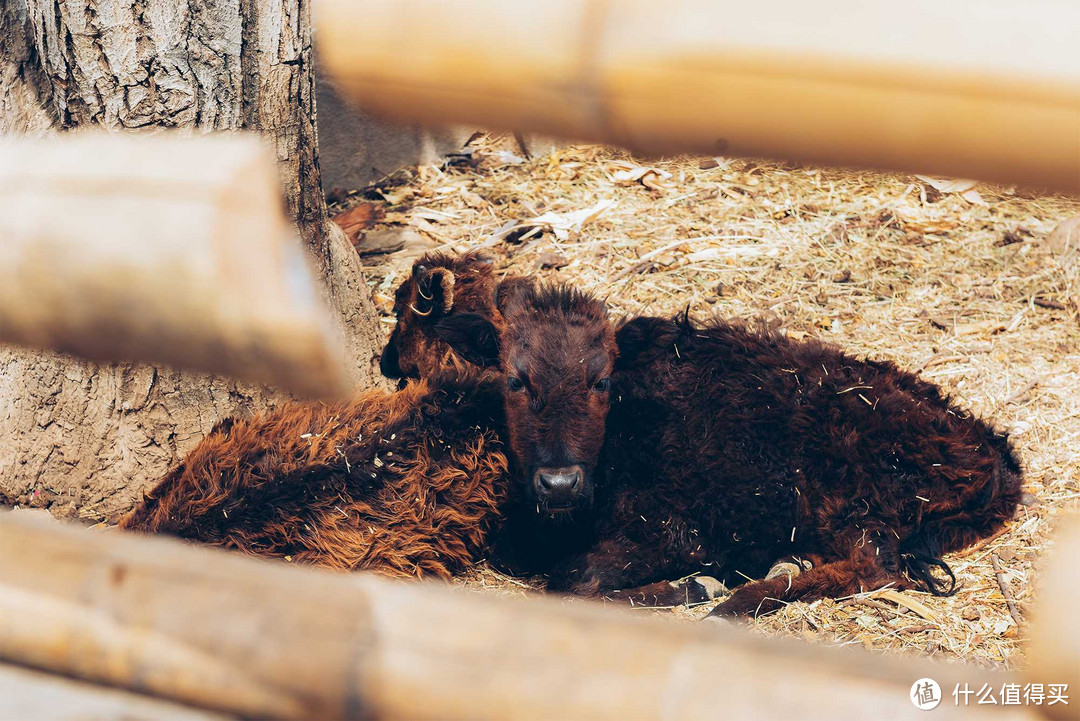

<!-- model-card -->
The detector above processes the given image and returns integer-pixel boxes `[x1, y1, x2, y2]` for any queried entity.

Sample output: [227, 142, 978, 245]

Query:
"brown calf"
[121, 367, 509, 580]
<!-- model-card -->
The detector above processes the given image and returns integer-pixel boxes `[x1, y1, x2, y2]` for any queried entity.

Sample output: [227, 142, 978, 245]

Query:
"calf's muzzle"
[533, 466, 583, 508]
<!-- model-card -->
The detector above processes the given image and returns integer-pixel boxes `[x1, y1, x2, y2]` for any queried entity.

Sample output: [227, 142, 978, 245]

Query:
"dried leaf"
[895, 208, 959, 234]
[495, 150, 525, 165]
[995, 546, 1017, 561]
[461, 190, 486, 208]
[961, 188, 987, 206]
[953, 319, 1006, 336]
[332, 202, 383, 238]
[997, 229, 1026, 246]
[928, 316, 951, 331]
[536, 252, 569, 269]
[905, 219, 959, 234]
[1046, 215, 1080, 256]
[410, 207, 460, 223]
[353, 228, 420, 257]
[378, 187, 414, 205]
[915, 175, 979, 194]
[874, 589, 942, 623]
[523, 199, 616, 241]
[641, 169, 676, 191]
[611, 162, 674, 190]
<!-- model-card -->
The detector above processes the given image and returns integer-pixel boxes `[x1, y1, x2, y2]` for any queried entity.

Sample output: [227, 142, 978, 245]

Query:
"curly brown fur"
[121, 367, 509, 580]
[551, 313, 1023, 616]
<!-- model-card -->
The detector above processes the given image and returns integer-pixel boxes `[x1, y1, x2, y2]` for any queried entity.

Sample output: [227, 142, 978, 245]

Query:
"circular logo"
[911, 678, 942, 710]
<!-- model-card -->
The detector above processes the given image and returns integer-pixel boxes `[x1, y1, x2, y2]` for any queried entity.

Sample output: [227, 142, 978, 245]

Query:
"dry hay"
[337, 133, 1080, 670]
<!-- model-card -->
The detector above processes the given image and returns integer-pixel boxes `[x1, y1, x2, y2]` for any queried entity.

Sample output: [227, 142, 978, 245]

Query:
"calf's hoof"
[692, 575, 727, 601]
[765, 561, 804, 582]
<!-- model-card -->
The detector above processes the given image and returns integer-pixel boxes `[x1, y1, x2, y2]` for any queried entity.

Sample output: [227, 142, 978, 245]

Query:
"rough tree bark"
[0, 0, 56, 135]
[0, 0, 383, 520]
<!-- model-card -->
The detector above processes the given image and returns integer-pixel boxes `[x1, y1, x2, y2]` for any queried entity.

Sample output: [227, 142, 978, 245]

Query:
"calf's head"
[381, 251, 502, 382]
[436, 284, 616, 515]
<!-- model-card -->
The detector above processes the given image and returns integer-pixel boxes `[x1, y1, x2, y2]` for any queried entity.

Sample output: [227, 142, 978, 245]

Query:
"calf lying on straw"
[123, 279, 510, 580]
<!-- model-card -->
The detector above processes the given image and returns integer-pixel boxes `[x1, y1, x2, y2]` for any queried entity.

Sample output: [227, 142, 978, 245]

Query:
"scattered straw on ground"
[336, 133, 1080, 670]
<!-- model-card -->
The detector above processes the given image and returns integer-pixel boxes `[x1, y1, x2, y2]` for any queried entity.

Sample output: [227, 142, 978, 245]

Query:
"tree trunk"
[0, 0, 56, 135]
[0, 0, 383, 521]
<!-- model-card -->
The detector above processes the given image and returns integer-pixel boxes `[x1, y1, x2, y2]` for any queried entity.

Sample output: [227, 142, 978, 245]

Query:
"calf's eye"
[507, 376, 525, 392]
[593, 378, 611, 393]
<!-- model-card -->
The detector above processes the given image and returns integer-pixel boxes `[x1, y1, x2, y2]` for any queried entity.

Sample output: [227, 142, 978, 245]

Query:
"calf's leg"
[604, 556, 813, 608]
[706, 551, 908, 618]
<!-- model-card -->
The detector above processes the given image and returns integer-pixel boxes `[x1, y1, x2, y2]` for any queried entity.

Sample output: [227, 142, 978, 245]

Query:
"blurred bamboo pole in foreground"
[0, 509, 1049, 721]
[317, 0, 1080, 194]
[0, 133, 347, 398]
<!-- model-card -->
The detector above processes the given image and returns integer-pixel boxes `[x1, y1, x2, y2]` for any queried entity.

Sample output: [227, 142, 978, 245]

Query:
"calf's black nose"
[535, 466, 582, 506]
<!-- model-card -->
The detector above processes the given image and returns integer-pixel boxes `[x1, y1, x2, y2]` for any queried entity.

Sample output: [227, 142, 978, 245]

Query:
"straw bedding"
[340, 133, 1079, 669]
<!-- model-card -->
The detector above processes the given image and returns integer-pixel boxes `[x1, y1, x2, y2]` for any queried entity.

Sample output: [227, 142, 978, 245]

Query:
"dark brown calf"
[430, 278, 1023, 616]
[121, 367, 509, 580]
[600, 314, 1022, 616]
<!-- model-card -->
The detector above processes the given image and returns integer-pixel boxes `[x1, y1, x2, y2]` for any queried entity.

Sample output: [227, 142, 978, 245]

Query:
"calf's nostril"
[536, 468, 583, 500]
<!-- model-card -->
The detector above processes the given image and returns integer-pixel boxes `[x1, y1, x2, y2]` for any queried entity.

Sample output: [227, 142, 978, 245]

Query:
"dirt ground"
[336, 135, 1080, 670]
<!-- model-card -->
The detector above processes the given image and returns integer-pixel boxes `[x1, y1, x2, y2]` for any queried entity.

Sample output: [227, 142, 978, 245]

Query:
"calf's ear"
[494, 276, 535, 311]
[614, 316, 679, 370]
[435, 313, 501, 367]
[412, 266, 455, 319]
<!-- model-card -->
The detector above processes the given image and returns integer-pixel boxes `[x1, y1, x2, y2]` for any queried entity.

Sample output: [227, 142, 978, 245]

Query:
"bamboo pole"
[0, 133, 346, 398]
[0, 511, 1039, 721]
[317, 0, 1080, 194]
[1025, 514, 1080, 721]
[0, 663, 231, 721]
